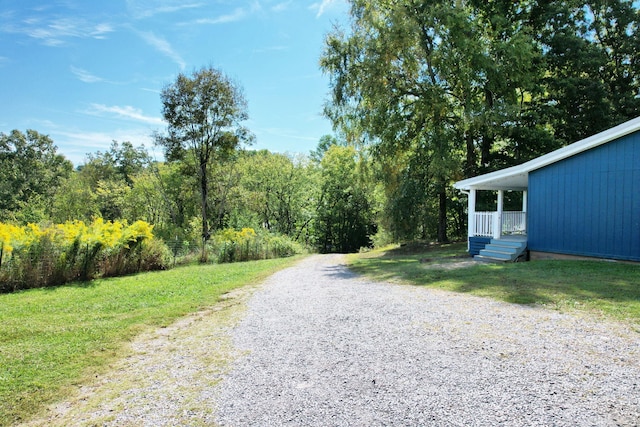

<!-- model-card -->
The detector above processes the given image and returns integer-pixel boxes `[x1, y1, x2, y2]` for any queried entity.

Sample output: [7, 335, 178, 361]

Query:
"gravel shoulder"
[23, 254, 640, 426]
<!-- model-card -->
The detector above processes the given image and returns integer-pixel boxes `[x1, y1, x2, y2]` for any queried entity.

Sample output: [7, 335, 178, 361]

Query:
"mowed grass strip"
[348, 243, 640, 323]
[0, 256, 303, 426]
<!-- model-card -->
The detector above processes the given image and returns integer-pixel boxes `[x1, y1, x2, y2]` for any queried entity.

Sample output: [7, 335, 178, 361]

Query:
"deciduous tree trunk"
[438, 186, 448, 243]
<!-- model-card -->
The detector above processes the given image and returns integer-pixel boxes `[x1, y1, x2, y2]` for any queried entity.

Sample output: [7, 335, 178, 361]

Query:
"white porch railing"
[472, 211, 526, 238]
[473, 212, 496, 237]
[502, 211, 527, 235]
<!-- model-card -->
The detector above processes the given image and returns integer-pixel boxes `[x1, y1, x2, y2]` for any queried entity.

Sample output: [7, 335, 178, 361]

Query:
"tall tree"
[157, 66, 252, 261]
[321, 0, 541, 242]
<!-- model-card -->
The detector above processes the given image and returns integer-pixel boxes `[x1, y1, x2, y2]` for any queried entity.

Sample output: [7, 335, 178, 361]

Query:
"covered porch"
[467, 189, 527, 240]
[454, 168, 529, 260]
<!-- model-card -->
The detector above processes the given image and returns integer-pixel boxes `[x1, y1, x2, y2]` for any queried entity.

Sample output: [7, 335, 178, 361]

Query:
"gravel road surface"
[214, 254, 640, 426]
[25, 254, 640, 426]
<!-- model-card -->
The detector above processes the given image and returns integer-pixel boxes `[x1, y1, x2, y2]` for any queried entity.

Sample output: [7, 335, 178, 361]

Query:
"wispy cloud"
[258, 126, 320, 142]
[126, 1, 204, 19]
[87, 103, 164, 126]
[70, 66, 104, 83]
[92, 23, 114, 39]
[138, 31, 186, 70]
[272, 1, 293, 13]
[0, 56, 9, 67]
[192, 7, 246, 25]
[3, 16, 114, 46]
[309, 0, 346, 18]
[141, 87, 162, 94]
[51, 128, 158, 164]
[253, 45, 288, 54]
[188, 2, 265, 25]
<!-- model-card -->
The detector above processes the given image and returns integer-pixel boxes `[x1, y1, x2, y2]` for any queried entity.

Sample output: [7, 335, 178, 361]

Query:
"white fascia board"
[453, 166, 528, 190]
[454, 115, 640, 191]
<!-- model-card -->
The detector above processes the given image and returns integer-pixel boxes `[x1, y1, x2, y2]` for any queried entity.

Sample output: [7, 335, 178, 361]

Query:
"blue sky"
[0, 0, 349, 165]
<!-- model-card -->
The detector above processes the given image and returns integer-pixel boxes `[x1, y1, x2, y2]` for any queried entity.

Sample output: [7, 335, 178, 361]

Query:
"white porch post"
[468, 189, 476, 240]
[493, 190, 504, 239]
[522, 190, 527, 234]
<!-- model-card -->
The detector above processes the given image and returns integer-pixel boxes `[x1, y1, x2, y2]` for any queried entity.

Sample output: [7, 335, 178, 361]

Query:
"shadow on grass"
[349, 242, 640, 320]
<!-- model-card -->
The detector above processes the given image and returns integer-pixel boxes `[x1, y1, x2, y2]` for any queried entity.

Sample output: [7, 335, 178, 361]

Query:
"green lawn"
[0, 256, 303, 426]
[348, 243, 640, 323]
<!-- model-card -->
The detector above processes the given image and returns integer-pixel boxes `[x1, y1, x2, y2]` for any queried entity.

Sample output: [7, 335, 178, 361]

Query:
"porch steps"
[474, 239, 527, 263]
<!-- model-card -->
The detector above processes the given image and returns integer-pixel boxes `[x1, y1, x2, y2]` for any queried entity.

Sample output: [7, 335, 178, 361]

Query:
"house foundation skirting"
[529, 251, 640, 264]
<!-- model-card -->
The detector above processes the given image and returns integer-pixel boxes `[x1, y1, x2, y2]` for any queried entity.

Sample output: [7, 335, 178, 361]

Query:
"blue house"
[454, 116, 640, 262]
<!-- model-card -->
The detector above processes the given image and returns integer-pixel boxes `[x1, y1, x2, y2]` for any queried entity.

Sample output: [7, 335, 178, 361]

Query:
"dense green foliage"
[315, 145, 377, 252]
[321, 0, 640, 242]
[0, 256, 303, 426]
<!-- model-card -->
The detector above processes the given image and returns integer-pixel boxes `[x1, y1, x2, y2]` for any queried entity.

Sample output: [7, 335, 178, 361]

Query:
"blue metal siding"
[528, 130, 640, 261]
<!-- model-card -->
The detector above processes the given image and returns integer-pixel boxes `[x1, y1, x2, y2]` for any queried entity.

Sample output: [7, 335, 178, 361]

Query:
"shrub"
[139, 237, 172, 271]
[371, 228, 395, 249]
[208, 228, 303, 264]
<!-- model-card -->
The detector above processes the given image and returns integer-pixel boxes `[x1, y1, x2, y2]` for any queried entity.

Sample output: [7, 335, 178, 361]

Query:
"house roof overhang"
[453, 115, 640, 192]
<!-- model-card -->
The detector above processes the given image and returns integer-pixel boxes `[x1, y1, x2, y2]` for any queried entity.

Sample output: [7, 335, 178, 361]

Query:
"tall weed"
[209, 228, 303, 264]
[0, 219, 169, 293]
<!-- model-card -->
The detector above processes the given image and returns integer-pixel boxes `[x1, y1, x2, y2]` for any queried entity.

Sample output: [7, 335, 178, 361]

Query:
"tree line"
[0, 130, 376, 258]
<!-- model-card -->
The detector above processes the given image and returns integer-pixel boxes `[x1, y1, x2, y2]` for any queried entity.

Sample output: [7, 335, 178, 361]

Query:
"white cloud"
[70, 66, 104, 83]
[189, 2, 264, 25]
[126, 1, 204, 19]
[87, 104, 164, 126]
[253, 45, 288, 54]
[92, 23, 114, 39]
[272, 1, 293, 13]
[9, 17, 114, 46]
[257, 126, 319, 142]
[309, 0, 346, 18]
[139, 31, 186, 70]
[52, 129, 159, 165]
[26, 120, 161, 165]
[193, 7, 247, 25]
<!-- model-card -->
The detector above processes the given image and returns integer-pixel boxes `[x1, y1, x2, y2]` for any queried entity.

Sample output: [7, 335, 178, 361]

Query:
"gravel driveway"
[26, 254, 640, 426]
[215, 255, 639, 426]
